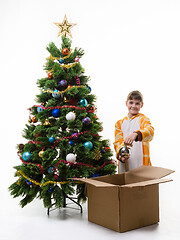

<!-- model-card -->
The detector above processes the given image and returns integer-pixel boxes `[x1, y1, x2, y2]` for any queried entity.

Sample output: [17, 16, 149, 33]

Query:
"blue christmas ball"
[84, 141, 93, 150]
[48, 166, 56, 174]
[52, 109, 61, 118]
[48, 187, 53, 192]
[52, 90, 60, 98]
[92, 173, 99, 178]
[37, 106, 44, 112]
[87, 86, 91, 92]
[26, 179, 32, 185]
[69, 140, 75, 146]
[101, 148, 106, 154]
[79, 98, 88, 107]
[22, 152, 32, 161]
[58, 59, 64, 64]
[49, 137, 55, 143]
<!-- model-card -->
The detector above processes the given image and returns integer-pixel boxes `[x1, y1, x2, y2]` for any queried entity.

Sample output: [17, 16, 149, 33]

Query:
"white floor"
[1, 172, 180, 240]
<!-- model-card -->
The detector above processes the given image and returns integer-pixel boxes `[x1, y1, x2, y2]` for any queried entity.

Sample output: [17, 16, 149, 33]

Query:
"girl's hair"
[127, 90, 143, 103]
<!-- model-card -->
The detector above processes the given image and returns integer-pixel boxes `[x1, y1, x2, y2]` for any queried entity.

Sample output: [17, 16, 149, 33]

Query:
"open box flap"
[121, 178, 172, 188]
[126, 165, 175, 180]
[71, 178, 117, 187]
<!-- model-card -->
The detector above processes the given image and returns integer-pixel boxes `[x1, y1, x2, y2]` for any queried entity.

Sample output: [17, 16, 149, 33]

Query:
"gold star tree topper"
[54, 15, 76, 38]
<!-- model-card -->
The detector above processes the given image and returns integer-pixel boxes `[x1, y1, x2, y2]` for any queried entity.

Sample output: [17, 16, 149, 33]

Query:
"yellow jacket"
[114, 113, 154, 167]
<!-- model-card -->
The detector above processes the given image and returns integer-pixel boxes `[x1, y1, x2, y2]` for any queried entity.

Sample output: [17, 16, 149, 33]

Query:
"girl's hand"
[124, 132, 138, 145]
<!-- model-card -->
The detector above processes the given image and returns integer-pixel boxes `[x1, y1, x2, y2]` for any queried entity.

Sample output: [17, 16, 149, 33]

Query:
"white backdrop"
[0, 0, 180, 239]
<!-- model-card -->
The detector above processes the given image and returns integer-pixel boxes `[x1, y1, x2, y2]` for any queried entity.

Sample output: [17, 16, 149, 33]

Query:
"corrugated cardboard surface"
[125, 166, 174, 181]
[87, 185, 120, 232]
[92, 173, 125, 186]
[121, 178, 172, 188]
[119, 184, 159, 232]
[87, 183, 160, 232]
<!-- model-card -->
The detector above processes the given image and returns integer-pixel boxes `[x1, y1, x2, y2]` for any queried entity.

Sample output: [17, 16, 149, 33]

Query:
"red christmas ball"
[104, 147, 111, 151]
[48, 72, 53, 79]
[62, 48, 69, 55]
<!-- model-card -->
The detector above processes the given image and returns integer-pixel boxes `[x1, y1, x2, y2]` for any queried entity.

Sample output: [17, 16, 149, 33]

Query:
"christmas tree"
[9, 16, 116, 209]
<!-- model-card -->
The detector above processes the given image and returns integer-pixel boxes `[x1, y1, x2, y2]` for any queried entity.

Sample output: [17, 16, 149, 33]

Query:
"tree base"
[47, 191, 83, 215]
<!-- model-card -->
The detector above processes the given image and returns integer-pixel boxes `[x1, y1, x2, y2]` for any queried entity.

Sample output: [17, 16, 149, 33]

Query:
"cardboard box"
[77, 166, 174, 232]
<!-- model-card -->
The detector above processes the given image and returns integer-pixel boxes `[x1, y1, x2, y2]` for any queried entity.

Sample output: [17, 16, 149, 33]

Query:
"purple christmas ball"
[59, 80, 68, 89]
[82, 117, 91, 125]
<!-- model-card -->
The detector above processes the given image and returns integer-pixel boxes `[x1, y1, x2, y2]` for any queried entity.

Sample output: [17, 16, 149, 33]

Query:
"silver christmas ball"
[119, 146, 131, 157]
[66, 112, 76, 121]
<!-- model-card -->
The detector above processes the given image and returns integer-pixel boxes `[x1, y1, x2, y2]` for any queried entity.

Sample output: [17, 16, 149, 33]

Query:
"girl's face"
[126, 99, 143, 117]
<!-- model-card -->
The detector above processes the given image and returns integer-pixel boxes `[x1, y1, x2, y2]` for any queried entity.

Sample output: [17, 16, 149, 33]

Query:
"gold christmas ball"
[28, 117, 32, 123]
[39, 150, 44, 158]
[43, 119, 50, 125]
[64, 96, 69, 103]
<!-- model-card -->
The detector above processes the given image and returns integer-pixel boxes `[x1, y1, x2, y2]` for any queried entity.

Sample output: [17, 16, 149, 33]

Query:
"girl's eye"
[129, 101, 133, 104]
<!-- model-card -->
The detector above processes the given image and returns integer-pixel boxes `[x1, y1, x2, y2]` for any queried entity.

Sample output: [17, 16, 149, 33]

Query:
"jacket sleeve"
[137, 116, 154, 142]
[113, 120, 124, 156]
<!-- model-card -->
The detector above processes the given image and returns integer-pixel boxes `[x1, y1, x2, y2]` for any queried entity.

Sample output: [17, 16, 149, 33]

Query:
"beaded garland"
[29, 105, 95, 113]
[18, 148, 114, 175]
[27, 130, 99, 148]
[18, 130, 100, 173]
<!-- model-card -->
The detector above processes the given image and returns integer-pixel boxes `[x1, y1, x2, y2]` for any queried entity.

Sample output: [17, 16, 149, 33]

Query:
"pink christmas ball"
[75, 57, 79, 62]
